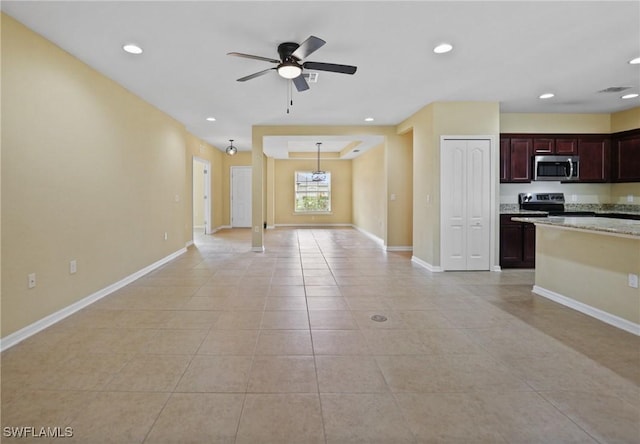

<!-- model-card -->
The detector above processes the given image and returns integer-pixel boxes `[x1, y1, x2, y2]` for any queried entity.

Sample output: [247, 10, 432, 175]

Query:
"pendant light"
[312, 142, 326, 182]
[225, 139, 237, 156]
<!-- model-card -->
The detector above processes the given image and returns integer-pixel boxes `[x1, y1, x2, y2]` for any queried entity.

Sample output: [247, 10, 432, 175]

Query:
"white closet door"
[441, 139, 491, 271]
[442, 140, 468, 270]
[465, 140, 491, 270]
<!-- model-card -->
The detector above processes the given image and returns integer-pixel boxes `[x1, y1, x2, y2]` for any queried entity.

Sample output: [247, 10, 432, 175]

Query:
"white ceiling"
[3, 1, 639, 156]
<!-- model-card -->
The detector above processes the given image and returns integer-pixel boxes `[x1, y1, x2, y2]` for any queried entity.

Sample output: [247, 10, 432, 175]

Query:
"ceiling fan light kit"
[277, 61, 302, 79]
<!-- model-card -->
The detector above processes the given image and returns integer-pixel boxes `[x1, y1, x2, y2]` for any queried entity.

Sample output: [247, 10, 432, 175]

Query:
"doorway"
[231, 166, 252, 228]
[192, 157, 211, 236]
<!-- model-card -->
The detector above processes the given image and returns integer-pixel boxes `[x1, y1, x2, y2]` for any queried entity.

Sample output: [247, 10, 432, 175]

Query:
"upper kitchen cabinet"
[502, 137, 532, 183]
[611, 129, 640, 182]
[500, 137, 509, 182]
[577, 136, 610, 182]
[533, 136, 578, 154]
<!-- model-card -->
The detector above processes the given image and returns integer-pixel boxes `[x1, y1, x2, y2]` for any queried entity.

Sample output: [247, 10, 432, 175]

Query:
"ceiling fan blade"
[291, 36, 326, 60]
[227, 52, 280, 64]
[292, 74, 310, 92]
[237, 68, 276, 82]
[303, 61, 357, 75]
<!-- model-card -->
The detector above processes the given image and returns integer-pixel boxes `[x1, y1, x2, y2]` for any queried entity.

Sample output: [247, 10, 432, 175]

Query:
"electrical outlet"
[571, 194, 577, 202]
[70, 260, 77, 274]
[164, 232, 168, 241]
[627, 195, 634, 203]
[28, 273, 36, 289]
[629, 273, 639, 289]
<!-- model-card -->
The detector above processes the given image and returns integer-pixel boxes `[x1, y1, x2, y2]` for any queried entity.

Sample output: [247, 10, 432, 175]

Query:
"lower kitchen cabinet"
[500, 215, 536, 268]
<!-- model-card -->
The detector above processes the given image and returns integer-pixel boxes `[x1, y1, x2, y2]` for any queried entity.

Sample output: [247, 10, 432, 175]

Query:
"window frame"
[294, 171, 332, 214]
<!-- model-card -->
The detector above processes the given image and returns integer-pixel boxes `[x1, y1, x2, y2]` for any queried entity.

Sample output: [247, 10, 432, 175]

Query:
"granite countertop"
[512, 216, 640, 238]
[500, 209, 548, 216]
[500, 203, 640, 217]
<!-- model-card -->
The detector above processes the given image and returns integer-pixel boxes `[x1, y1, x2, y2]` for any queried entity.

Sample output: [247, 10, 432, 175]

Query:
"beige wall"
[192, 160, 206, 227]
[274, 159, 352, 225]
[500, 113, 611, 133]
[352, 144, 385, 239]
[398, 102, 500, 267]
[386, 131, 413, 248]
[535, 226, 640, 324]
[611, 107, 640, 133]
[1, 14, 188, 337]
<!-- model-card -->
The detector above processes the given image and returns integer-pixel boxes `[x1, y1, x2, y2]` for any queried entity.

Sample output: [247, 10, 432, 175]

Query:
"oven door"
[534, 156, 579, 181]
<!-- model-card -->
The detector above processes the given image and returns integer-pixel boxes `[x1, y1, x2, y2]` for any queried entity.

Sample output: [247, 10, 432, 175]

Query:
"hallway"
[1, 228, 638, 443]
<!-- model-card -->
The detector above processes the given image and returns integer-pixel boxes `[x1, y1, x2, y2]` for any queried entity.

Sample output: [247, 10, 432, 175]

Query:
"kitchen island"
[512, 216, 640, 335]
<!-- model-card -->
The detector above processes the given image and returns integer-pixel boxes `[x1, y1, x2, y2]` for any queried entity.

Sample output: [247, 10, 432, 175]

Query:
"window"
[294, 171, 331, 213]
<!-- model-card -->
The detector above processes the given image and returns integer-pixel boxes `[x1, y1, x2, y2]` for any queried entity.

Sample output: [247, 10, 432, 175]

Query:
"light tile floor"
[2, 227, 639, 443]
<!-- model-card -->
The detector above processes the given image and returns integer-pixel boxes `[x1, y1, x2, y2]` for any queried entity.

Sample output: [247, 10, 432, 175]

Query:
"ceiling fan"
[228, 35, 357, 92]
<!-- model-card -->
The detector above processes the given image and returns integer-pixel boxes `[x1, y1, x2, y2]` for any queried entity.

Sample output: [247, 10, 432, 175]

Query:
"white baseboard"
[533, 285, 640, 336]
[492, 265, 502, 272]
[274, 223, 352, 228]
[185, 240, 194, 247]
[351, 225, 384, 247]
[266, 225, 276, 230]
[252, 246, 265, 252]
[0, 247, 188, 352]
[386, 246, 413, 252]
[411, 256, 443, 272]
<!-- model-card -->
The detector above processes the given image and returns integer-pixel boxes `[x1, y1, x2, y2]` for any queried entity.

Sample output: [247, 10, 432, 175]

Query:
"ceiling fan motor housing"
[277, 42, 301, 61]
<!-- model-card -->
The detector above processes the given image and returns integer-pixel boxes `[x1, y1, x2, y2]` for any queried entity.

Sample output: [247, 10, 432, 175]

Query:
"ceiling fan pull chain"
[286, 80, 294, 114]
[286, 81, 290, 114]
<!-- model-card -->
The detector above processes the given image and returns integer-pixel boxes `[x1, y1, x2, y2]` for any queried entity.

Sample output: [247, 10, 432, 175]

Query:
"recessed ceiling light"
[433, 43, 453, 54]
[206, 117, 216, 122]
[629, 57, 640, 65]
[539, 93, 555, 99]
[621, 93, 639, 99]
[122, 43, 143, 54]
[364, 117, 374, 122]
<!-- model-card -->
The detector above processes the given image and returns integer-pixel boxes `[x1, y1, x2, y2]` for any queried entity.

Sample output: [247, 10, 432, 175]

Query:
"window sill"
[294, 212, 333, 216]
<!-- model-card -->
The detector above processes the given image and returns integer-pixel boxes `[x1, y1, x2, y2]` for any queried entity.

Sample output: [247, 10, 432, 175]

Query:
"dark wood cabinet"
[555, 138, 578, 154]
[509, 138, 533, 182]
[611, 129, 640, 182]
[533, 138, 554, 154]
[577, 136, 610, 182]
[500, 137, 532, 183]
[500, 131, 638, 183]
[500, 215, 536, 268]
[532, 136, 577, 155]
[500, 137, 509, 182]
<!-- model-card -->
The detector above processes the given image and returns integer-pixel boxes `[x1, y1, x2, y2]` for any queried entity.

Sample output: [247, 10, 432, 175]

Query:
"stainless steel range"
[518, 192, 596, 216]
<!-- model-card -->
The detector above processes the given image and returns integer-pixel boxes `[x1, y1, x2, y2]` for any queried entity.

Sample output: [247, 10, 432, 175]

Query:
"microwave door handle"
[567, 159, 573, 180]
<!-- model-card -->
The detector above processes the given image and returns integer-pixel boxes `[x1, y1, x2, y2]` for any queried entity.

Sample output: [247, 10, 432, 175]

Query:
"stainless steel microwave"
[533, 155, 579, 181]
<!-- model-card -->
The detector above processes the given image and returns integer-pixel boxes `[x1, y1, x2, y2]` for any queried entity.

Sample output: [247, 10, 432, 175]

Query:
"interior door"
[192, 157, 211, 235]
[231, 166, 252, 228]
[441, 139, 491, 271]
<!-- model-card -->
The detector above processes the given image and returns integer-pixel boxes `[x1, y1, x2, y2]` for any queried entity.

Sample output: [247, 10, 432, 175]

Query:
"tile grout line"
[299, 229, 329, 444]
